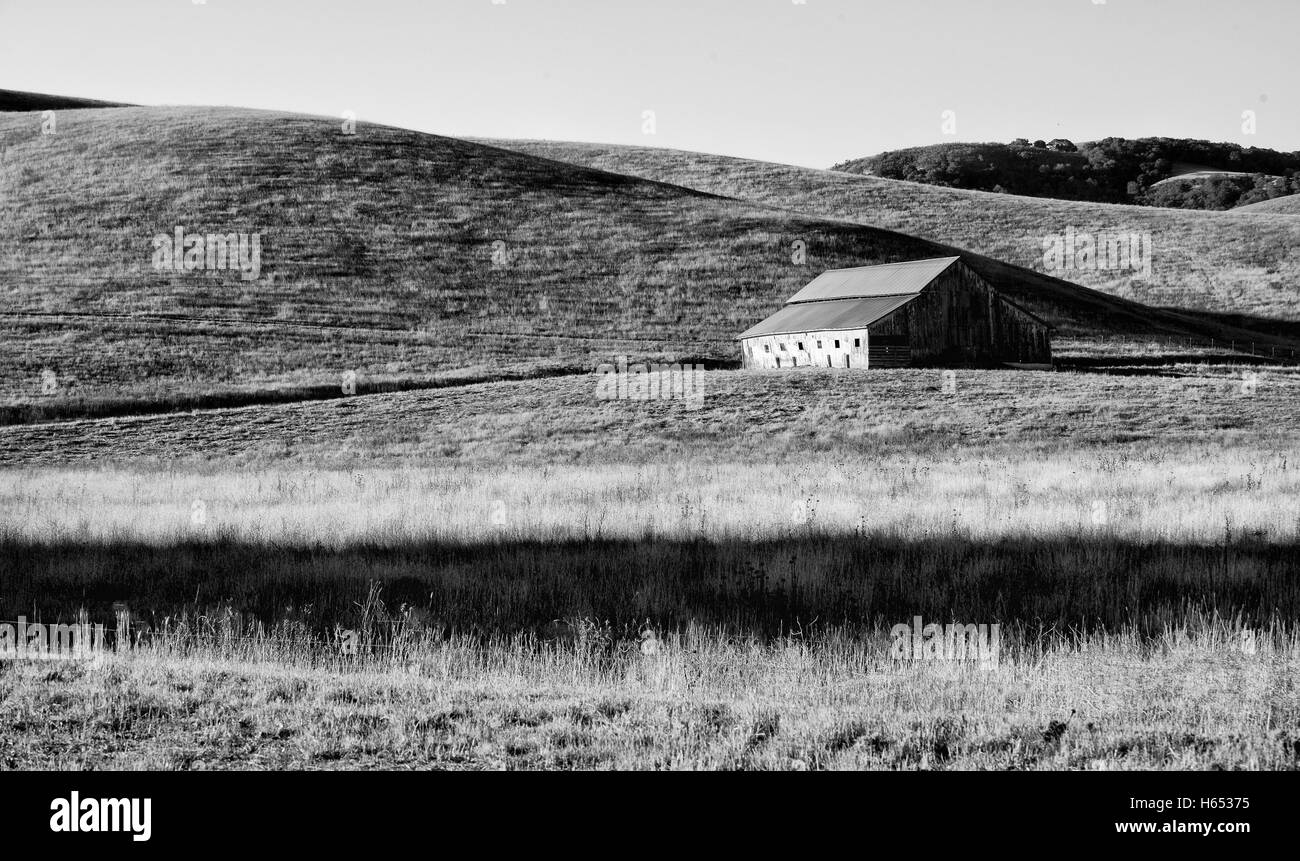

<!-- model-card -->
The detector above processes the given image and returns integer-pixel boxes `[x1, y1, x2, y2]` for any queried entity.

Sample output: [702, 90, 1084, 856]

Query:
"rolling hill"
[1236, 195, 1300, 214]
[484, 140, 1300, 325]
[2, 104, 1297, 424]
[1150, 168, 1269, 186]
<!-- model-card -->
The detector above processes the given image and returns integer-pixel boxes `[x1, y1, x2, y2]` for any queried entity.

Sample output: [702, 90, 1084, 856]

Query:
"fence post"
[114, 602, 131, 653]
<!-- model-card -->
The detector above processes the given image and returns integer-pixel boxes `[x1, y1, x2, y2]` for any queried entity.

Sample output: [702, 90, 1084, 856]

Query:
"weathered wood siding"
[865, 334, 911, 368]
[867, 261, 1051, 367]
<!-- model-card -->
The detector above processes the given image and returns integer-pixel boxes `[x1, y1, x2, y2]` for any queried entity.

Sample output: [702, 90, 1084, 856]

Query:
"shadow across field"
[0, 365, 586, 427]
[1170, 308, 1300, 343]
[2, 533, 1294, 641]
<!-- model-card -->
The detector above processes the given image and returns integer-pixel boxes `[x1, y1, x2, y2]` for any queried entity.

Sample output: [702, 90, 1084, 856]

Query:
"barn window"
[816, 340, 823, 349]
[834, 340, 841, 349]
[763, 344, 770, 353]
[797, 342, 805, 351]
[779, 343, 787, 351]
[854, 338, 861, 348]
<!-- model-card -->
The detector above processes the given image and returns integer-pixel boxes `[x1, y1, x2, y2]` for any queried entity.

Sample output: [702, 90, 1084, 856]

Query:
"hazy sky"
[1, 0, 1294, 167]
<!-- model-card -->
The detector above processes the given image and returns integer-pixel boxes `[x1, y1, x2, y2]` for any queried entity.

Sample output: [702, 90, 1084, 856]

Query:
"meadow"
[2, 365, 1296, 466]
[1, 367, 1297, 769]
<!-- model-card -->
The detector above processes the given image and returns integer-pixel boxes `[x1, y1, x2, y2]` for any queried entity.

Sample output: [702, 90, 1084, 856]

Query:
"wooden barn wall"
[993, 298, 1053, 364]
[870, 263, 1050, 366]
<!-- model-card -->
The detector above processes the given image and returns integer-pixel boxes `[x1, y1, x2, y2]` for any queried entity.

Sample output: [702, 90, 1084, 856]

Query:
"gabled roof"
[737, 257, 961, 340]
[736, 294, 919, 340]
[784, 256, 960, 304]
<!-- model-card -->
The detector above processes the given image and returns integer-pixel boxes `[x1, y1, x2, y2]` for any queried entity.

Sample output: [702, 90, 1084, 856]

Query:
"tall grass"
[2, 440, 1296, 639]
[2, 616, 1296, 769]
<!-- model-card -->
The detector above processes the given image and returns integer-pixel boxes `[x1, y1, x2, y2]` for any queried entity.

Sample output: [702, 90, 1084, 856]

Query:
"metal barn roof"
[737, 257, 963, 340]
[736, 294, 920, 340]
[784, 256, 960, 304]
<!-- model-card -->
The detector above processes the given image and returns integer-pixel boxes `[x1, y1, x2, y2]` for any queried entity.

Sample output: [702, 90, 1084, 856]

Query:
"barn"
[737, 256, 1052, 369]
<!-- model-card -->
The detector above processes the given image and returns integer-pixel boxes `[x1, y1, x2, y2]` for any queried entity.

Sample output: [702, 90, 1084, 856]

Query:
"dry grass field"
[2, 365, 1296, 466]
[3, 630, 1296, 770]
[2, 367, 1298, 769]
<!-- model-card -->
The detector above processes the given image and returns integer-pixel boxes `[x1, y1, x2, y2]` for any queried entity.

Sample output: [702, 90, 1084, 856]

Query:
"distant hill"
[2, 106, 1291, 423]
[831, 138, 1300, 211]
[0, 88, 131, 111]
[1144, 171, 1299, 210]
[1235, 195, 1300, 214]
[1150, 165, 1266, 186]
[483, 140, 1300, 325]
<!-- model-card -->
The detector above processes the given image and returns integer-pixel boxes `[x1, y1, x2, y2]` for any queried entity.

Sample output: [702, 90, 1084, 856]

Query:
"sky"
[1, 0, 1295, 168]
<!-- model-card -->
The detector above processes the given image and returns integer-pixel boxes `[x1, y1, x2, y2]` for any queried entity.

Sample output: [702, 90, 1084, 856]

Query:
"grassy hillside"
[4, 107, 1289, 424]
[485, 140, 1300, 324]
[1237, 195, 1300, 214]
